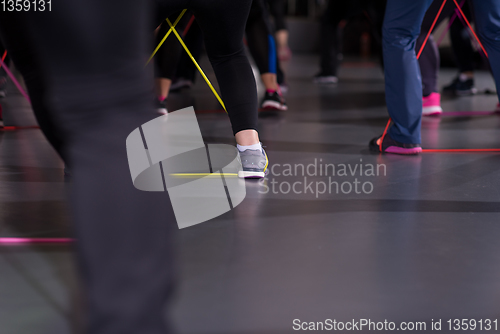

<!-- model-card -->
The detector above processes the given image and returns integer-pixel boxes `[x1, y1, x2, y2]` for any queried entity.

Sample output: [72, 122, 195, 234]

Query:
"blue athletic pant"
[383, 0, 500, 144]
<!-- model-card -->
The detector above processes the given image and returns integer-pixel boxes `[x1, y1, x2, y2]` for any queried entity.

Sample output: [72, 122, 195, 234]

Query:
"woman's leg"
[472, 0, 500, 104]
[191, 0, 259, 141]
[383, 0, 434, 144]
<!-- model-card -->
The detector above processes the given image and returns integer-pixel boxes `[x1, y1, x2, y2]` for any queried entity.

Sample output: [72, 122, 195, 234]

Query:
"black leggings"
[156, 0, 257, 135]
[154, 10, 194, 80]
[450, 0, 475, 73]
[246, 0, 277, 75]
[319, 0, 386, 76]
[156, 1, 276, 81]
[417, 0, 457, 96]
[267, 0, 288, 31]
[155, 11, 203, 83]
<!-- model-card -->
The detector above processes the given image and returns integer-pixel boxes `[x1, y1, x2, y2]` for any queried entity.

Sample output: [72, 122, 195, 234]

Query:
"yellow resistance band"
[147, 9, 187, 65]
[146, 10, 227, 112]
[166, 18, 226, 112]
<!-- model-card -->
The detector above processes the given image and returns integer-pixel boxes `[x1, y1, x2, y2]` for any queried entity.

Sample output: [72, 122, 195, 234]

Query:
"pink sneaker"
[422, 92, 443, 116]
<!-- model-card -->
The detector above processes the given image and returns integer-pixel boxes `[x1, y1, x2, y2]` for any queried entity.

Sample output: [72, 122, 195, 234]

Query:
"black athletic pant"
[247, 0, 277, 75]
[155, 11, 203, 85]
[1, 0, 256, 333]
[155, 10, 194, 81]
[175, 22, 204, 83]
[450, 0, 475, 73]
[319, 0, 386, 76]
[417, 0, 457, 96]
[156, 0, 257, 135]
[267, 0, 288, 31]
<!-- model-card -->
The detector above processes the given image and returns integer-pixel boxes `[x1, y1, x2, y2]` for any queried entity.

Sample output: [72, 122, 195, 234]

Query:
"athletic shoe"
[169, 78, 193, 92]
[422, 92, 443, 116]
[442, 74, 477, 96]
[0, 76, 6, 98]
[261, 91, 287, 111]
[155, 98, 168, 115]
[313, 73, 338, 84]
[369, 134, 422, 155]
[238, 146, 268, 179]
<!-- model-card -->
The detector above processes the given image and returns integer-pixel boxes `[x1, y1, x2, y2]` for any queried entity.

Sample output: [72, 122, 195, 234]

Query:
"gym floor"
[1, 55, 500, 333]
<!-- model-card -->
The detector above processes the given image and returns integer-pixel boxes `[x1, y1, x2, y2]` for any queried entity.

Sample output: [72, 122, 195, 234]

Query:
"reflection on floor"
[1, 55, 500, 334]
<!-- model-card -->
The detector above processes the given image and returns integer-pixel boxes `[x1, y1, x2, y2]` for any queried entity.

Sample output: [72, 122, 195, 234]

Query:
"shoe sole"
[385, 146, 422, 155]
[262, 100, 287, 111]
[157, 108, 168, 115]
[422, 106, 443, 116]
[238, 171, 265, 179]
[455, 88, 478, 96]
[313, 78, 338, 84]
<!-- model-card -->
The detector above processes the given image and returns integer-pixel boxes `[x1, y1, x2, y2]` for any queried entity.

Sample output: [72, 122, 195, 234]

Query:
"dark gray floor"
[1, 55, 500, 334]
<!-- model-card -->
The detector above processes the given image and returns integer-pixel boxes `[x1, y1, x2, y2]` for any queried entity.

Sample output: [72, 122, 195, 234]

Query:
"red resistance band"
[381, 0, 494, 153]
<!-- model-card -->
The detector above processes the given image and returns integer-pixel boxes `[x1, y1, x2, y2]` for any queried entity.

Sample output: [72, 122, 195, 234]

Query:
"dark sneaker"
[155, 98, 168, 115]
[313, 72, 338, 84]
[443, 75, 477, 96]
[0, 76, 6, 98]
[169, 78, 193, 92]
[261, 91, 287, 111]
[238, 146, 268, 179]
[369, 134, 422, 155]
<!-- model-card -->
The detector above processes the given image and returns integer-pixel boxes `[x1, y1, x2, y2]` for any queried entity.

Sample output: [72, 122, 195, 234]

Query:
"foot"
[238, 145, 268, 179]
[278, 46, 292, 61]
[261, 91, 287, 111]
[155, 98, 168, 115]
[422, 92, 443, 116]
[169, 78, 193, 92]
[313, 72, 338, 84]
[443, 74, 477, 96]
[369, 134, 422, 155]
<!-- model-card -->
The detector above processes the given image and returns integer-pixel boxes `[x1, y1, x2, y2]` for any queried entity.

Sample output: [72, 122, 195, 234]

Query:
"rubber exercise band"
[166, 17, 226, 111]
[1, 125, 40, 131]
[439, 111, 498, 117]
[422, 148, 500, 153]
[454, 6, 488, 63]
[0, 51, 6, 70]
[0, 56, 31, 104]
[417, 0, 448, 59]
[452, 0, 488, 58]
[183, 15, 195, 37]
[0, 238, 74, 245]
[379, 117, 391, 152]
[146, 9, 187, 65]
[195, 108, 274, 114]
